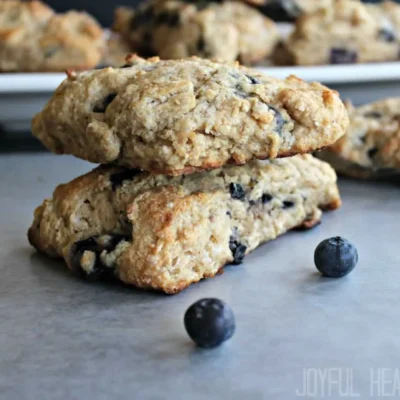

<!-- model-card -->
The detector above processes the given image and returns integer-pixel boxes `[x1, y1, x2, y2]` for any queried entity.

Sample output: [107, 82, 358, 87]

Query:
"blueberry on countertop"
[314, 236, 358, 278]
[184, 298, 235, 348]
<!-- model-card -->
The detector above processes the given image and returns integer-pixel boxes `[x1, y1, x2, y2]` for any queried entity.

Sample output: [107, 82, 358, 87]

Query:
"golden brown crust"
[28, 155, 341, 293]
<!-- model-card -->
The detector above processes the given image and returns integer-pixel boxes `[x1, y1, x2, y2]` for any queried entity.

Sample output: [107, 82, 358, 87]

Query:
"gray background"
[1, 140, 399, 399]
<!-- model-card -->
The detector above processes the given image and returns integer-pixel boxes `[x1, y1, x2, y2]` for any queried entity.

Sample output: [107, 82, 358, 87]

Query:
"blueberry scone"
[0, 0, 104, 72]
[28, 155, 341, 294]
[32, 56, 349, 175]
[278, 0, 400, 65]
[318, 98, 400, 179]
[112, 0, 279, 64]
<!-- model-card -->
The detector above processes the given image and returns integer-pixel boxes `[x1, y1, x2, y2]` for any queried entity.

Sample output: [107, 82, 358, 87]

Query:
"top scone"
[32, 56, 349, 175]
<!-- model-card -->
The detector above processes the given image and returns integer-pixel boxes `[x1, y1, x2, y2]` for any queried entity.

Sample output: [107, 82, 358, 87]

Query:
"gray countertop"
[1, 146, 400, 400]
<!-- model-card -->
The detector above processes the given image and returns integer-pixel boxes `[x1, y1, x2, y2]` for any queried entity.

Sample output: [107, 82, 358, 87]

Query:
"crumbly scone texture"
[28, 155, 341, 294]
[0, 0, 104, 72]
[112, 0, 279, 64]
[32, 55, 349, 175]
[280, 0, 400, 66]
[318, 98, 400, 178]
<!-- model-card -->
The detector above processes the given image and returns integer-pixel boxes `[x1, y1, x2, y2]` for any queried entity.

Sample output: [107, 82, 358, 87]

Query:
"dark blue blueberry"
[143, 31, 153, 44]
[168, 13, 180, 27]
[110, 169, 142, 190]
[314, 236, 358, 278]
[229, 183, 245, 200]
[44, 47, 58, 58]
[93, 93, 117, 113]
[229, 237, 247, 265]
[130, 6, 154, 29]
[262, 193, 273, 204]
[268, 106, 285, 133]
[364, 111, 382, 118]
[182, 0, 223, 10]
[155, 12, 180, 27]
[246, 75, 260, 85]
[197, 36, 206, 52]
[378, 28, 396, 42]
[70, 234, 130, 281]
[330, 48, 357, 64]
[184, 298, 235, 348]
[282, 200, 294, 209]
[154, 11, 170, 24]
[368, 148, 379, 159]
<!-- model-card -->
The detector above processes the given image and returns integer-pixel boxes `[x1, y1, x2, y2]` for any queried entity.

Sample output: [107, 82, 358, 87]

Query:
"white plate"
[1, 62, 400, 94]
[1, 62, 400, 132]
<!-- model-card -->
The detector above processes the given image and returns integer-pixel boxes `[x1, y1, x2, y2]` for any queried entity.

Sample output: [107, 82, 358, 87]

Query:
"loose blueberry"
[229, 237, 247, 265]
[262, 193, 273, 203]
[378, 28, 396, 43]
[184, 298, 235, 348]
[229, 183, 245, 200]
[110, 169, 141, 190]
[93, 93, 117, 113]
[314, 236, 358, 278]
[330, 48, 357, 64]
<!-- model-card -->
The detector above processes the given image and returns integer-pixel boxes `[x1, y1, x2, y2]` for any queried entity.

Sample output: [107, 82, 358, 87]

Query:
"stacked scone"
[29, 55, 349, 293]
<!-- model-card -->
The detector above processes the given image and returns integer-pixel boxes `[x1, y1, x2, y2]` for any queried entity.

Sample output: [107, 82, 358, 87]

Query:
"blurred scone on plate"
[275, 0, 400, 65]
[0, 0, 104, 72]
[113, 0, 279, 64]
[317, 98, 400, 179]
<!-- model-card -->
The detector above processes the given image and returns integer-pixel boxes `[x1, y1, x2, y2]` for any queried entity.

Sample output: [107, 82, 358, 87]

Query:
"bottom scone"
[28, 155, 341, 294]
[318, 98, 400, 179]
